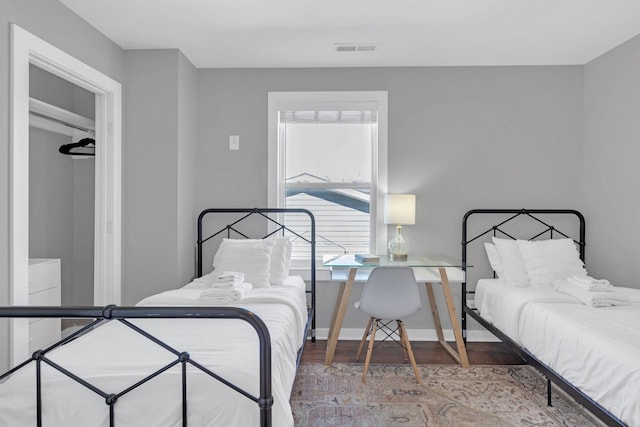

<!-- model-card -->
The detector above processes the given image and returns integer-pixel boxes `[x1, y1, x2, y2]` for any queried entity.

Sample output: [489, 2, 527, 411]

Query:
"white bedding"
[474, 279, 640, 426]
[475, 279, 576, 343]
[0, 276, 308, 427]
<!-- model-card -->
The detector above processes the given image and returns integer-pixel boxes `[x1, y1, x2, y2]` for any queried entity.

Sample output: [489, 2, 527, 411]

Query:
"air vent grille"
[356, 45, 376, 52]
[334, 43, 378, 53]
[336, 45, 358, 52]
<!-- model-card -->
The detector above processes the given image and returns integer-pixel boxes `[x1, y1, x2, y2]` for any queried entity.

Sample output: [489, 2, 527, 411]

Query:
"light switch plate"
[229, 135, 240, 150]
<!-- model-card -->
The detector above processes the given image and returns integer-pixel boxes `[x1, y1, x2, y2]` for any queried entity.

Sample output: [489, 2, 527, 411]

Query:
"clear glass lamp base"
[388, 226, 409, 261]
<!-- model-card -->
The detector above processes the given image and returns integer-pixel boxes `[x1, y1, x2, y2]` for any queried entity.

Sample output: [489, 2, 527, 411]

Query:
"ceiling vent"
[334, 43, 378, 53]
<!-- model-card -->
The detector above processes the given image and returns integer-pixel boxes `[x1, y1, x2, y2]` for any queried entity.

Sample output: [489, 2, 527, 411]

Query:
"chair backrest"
[357, 266, 421, 319]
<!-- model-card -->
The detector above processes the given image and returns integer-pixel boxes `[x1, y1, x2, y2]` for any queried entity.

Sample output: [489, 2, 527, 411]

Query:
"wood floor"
[301, 340, 524, 365]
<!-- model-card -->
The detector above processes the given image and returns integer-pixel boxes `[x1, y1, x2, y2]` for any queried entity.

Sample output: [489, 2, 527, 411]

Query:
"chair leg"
[397, 320, 409, 362]
[399, 321, 421, 384]
[362, 319, 378, 383]
[356, 317, 373, 361]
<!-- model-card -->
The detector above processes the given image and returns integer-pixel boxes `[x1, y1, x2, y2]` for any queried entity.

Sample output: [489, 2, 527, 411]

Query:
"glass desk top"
[322, 254, 470, 269]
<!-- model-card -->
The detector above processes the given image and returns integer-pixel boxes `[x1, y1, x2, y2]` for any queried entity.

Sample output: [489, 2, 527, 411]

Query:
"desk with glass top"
[323, 254, 470, 368]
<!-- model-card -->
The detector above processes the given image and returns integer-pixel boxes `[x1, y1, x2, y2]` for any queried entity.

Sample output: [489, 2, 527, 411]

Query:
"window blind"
[279, 110, 377, 124]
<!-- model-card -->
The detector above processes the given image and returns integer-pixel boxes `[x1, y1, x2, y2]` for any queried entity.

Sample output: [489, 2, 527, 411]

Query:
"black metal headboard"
[461, 209, 586, 336]
[196, 208, 316, 276]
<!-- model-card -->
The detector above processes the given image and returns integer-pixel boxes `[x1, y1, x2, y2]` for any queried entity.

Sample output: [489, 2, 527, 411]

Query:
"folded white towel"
[198, 282, 253, 304]
[193, 271, 245, 288]
[557, 283, 629, 307]
[211, 271, 245, 288]
[215, 271, 244, 282]
[567, 275, 612, 291]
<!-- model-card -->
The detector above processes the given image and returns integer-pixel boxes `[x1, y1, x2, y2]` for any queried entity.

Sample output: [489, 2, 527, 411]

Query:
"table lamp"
[384, 194, 416, 261]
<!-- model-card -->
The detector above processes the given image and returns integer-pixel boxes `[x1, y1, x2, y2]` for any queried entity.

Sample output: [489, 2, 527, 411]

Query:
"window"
[268, 92, 388, 264]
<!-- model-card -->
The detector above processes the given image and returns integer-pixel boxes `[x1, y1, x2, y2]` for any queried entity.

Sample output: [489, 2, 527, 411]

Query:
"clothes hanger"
[58, 137, 95, 156]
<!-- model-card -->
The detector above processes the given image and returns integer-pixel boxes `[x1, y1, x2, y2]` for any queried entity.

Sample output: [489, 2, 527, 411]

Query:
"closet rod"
[29, 97, 95, 135]
[29, 111, 94, 134]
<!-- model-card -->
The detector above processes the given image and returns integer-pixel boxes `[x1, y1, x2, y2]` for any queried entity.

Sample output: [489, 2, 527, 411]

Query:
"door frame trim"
[9, 24, 122, 365]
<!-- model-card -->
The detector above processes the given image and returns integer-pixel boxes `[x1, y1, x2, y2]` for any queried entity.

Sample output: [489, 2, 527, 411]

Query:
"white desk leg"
[325, 268, 357, 366]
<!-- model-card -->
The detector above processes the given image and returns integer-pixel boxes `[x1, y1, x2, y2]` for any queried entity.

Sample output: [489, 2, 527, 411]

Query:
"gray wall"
[123, 49, 198, 304]
[196, 66, 584, 331]
[177, 52, 198, 284]
[29, 127, 74, 290]
[583, 33, 640, 287]
[72, 159, 95, 305]
[0, 0, 125, 371]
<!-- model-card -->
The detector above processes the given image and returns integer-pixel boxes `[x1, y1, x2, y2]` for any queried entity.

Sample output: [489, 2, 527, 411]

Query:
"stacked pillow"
[485, 237, 587, 287]
[483, 242, 503, 277]
[212, 237, 293, 288]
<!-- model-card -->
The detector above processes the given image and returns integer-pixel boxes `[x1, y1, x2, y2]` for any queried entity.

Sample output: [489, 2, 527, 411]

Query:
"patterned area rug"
[291, 363, 603, 426]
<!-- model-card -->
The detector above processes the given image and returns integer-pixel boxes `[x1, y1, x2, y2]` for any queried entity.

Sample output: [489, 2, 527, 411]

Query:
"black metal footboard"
[461, 208, 626, 427]
[0, 305, 273, 427]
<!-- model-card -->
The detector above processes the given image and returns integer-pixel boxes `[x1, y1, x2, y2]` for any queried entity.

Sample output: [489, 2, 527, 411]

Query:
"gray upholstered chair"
[355, 266, 422, 383]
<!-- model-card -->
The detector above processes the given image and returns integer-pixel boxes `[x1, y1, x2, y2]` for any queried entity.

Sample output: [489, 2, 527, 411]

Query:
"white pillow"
[268, 237, 292, 285]
[213, 239, 275, 288]
[483, 242, 503, 277]
[492, 237, 529, 287]
[516, 238, 587, 288]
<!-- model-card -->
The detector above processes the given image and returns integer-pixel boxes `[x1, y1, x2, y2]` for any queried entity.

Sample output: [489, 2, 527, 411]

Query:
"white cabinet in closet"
[28, 258, 62, 353]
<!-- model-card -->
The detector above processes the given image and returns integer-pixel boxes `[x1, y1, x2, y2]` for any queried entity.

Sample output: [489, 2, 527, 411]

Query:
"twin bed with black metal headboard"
[462, 209, 640, 427]
[195, 207, 316, 364]
[0, 208, 316, 427]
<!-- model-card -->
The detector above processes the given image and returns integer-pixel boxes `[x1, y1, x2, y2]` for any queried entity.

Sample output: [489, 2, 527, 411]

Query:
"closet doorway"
[10, 25, 122, 365]
[30, 66, 96, 338]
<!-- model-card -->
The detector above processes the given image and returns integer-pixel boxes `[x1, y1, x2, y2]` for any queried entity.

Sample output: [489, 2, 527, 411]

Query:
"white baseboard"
[313, 327, 500, 342]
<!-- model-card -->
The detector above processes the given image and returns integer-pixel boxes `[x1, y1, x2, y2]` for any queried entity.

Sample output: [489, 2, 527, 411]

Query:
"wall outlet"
[229, 135, 240, 150]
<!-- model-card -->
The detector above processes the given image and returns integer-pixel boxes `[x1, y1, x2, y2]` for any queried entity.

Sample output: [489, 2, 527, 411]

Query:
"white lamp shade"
[384, 194, 416, 225]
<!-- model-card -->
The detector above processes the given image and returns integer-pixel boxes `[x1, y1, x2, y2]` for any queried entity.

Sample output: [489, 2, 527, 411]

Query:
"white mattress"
[0, 276, 308, 426]
[474, 279, 640, 426]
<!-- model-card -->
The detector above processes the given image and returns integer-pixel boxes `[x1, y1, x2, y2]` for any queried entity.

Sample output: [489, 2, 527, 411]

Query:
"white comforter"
[475, 279, 640, 426]
[475, 279, 578, 343]
[0, 277, 307, 427]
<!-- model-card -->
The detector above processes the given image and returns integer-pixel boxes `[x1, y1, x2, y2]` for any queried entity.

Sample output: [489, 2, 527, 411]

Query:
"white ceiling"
[60, 0, 640, 69]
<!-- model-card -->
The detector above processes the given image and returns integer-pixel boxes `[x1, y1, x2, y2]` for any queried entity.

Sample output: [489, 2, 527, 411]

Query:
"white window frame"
[267, 91, 388, 262]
